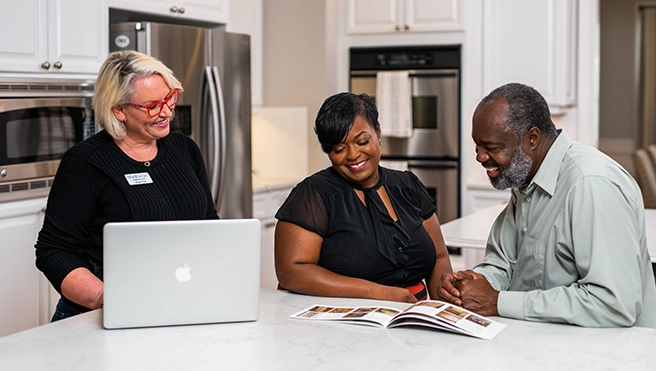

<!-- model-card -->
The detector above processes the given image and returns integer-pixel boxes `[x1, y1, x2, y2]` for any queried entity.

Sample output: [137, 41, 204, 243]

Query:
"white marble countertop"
[2, 289, 656, 370]
[441, 203, 506, 250]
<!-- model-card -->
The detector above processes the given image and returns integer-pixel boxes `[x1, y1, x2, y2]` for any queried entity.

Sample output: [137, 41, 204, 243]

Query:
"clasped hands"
[438, 270, 500, 316]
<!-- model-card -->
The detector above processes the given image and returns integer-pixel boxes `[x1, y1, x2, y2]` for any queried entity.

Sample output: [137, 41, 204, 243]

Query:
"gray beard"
[490, 147, 533, 190]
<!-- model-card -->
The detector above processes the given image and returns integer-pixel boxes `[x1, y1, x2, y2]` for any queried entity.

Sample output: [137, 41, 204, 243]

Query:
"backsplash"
[251, 107, 309, 180]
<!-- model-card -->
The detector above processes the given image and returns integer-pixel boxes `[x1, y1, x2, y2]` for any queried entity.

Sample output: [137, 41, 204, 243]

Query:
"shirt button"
[398, 247, 403, 252]
[526, 197, 531, 202]
[523, 227, 527, 233]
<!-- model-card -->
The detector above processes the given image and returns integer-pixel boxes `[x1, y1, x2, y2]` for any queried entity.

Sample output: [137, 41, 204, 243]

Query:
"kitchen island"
[1, 289, 655, 370]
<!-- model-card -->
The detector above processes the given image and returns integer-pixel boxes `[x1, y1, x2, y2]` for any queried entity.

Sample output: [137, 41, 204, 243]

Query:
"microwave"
[0, 78, 95, 202]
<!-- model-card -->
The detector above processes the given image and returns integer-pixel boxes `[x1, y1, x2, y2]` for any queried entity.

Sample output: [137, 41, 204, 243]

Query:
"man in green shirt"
[439, 82, 656, 327]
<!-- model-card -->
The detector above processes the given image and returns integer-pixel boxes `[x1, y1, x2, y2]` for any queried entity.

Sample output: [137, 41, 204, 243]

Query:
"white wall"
[261, 0, 329, 175]
[252, 107, 308, 180]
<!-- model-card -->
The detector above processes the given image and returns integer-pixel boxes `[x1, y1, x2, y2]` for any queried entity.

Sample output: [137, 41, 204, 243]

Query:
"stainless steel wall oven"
[0, 78, 95, 202]
[349, 45, 461, 225]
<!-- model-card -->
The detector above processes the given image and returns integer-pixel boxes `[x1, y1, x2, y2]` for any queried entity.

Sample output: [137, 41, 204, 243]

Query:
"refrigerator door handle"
[211, 66, 228, 212]
[204, 66, 221, 203]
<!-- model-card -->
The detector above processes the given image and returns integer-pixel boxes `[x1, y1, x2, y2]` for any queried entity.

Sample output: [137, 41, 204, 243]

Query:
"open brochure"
[289, 300, 506, 340]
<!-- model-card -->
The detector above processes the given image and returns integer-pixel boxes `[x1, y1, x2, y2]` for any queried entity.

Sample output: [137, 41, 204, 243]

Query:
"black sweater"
[35, 130, 218, 298]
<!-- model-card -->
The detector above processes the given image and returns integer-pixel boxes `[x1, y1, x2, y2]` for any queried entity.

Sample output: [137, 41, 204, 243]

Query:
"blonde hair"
[93, 50, 183, 140]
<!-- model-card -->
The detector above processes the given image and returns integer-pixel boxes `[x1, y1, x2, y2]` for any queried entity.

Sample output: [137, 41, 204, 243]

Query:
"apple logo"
[175, 263, 192, 282]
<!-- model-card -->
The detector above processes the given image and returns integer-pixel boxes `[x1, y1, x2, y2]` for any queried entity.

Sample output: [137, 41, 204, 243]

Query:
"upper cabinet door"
[0, 0, 107, 74]
[404, 0, 462, 32]
[482, 0, 577, 113]
[0, 0, 48, 73]
[347, 0, 401, 34]
[346, 0, 462, 34]
[108, 0, 228, 25]
[48, 0, 108, 74]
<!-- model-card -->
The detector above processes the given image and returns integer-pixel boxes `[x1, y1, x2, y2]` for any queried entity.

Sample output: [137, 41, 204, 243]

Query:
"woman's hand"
[377, 286, 419, 303]
[437, 270, 477, 306]
[422, 214, 454, 300]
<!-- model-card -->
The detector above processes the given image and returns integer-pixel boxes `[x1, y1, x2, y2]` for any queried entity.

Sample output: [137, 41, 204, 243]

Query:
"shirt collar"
[524, 129, 573, 196]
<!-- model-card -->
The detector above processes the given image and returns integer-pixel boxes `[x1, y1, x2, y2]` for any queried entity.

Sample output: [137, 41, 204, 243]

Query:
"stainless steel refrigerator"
[109, 22, 252, 219]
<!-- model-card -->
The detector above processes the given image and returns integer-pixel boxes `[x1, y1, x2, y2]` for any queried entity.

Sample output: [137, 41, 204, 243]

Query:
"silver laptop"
[103, 219, 261, 329]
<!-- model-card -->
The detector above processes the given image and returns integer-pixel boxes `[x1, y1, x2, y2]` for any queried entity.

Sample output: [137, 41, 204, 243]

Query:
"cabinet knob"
[1, 169, 7, 177]
[170, 5, 179, 13]
[178, 7, 185, 14]
[41, 61, 50, 69]
[53, 61, 63, 69]
[404, 25, 409, 31]
[394, 25, 400, 31]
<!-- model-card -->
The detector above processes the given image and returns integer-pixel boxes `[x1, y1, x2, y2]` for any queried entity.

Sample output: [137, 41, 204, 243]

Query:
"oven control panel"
[350, 45, 460, 71]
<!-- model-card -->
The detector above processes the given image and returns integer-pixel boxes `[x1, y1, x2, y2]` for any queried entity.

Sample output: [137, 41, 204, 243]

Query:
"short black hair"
[480, 82, 557, 141]
[314, 92, 380, 153]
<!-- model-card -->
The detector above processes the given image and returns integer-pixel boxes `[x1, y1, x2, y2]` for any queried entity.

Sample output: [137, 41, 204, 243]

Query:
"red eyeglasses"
[124, 88, 180, 118]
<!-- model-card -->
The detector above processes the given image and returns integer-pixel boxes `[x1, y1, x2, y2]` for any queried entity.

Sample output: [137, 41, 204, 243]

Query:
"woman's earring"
[378, 138, 382, 146]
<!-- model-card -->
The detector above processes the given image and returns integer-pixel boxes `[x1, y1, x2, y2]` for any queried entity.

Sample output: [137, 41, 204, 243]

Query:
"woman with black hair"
[274, 92, 452, 303]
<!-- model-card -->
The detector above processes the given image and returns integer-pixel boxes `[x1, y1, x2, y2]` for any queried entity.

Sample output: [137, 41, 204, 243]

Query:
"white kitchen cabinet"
[0, 0, 108, 74]
[346, 0, 462, 34]
[109, 0, 228, 24]
[482, 0, 577, 114]
[0, 197, 57, 337]
[253, 185, 294, 290]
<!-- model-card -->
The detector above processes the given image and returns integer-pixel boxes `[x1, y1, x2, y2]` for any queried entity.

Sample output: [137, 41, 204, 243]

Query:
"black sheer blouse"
[275, 167, 438, 288]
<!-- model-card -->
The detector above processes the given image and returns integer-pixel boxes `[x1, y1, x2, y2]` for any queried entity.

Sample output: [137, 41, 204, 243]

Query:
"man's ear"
[525, 126, 541, 151]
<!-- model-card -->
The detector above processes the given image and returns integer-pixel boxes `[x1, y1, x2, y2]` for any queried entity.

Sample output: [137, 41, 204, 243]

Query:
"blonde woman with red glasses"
[35, 50, 218, 321]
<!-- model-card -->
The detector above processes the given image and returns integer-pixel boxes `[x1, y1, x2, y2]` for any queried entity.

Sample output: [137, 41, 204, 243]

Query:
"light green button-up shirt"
[474, 131, 656, 327]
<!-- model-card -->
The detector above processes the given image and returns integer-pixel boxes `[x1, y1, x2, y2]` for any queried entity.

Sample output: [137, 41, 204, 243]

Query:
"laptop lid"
[102, 219, 261, 329]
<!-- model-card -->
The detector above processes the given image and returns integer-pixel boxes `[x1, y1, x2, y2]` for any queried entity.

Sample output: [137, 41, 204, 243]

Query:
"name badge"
[124, 172, 153, 185]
